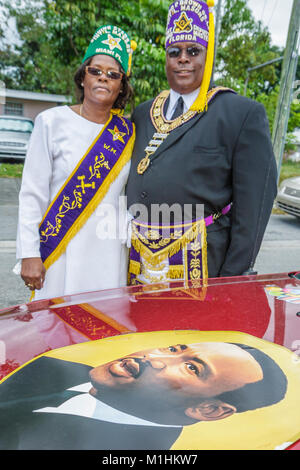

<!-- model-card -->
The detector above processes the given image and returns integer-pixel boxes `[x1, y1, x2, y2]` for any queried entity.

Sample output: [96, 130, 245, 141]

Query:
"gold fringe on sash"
[168, 265, 185, 279]
[129, 259, 141, 276]
[131, 218, 207, 268]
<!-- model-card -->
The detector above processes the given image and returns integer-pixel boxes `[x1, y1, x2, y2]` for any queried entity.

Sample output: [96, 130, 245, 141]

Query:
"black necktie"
[171, 96, 184, 119]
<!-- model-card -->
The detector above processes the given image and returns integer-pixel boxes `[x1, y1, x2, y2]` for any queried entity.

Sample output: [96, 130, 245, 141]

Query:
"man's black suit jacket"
[126, 90, 277, 277]
[0, 357, 181, 450]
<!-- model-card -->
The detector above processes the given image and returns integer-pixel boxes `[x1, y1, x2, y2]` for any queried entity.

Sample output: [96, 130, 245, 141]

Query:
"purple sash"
[39, 113, 134, 268]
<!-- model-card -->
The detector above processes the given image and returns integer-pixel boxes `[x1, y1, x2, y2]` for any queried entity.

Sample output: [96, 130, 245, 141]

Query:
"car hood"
[1, 272, 300, 451]
[0, 130, 31, 143]
[1, 271, 300, 362]
[281, 176, 300, 188]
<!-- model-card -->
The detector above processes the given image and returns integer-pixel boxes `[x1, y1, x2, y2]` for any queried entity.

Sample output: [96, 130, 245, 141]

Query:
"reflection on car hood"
[0, 131, 31, 143]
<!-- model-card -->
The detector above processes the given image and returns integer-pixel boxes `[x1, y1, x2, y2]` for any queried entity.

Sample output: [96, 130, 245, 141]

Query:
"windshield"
[0, 118, 34, 133]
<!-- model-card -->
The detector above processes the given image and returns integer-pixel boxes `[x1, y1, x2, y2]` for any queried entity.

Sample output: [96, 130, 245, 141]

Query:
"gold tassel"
[127, 40, 137, 76]
[190, 0, 215, 113]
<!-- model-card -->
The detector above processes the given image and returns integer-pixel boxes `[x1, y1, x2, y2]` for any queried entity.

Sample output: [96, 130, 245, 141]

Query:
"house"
[0, 88, 72, 121]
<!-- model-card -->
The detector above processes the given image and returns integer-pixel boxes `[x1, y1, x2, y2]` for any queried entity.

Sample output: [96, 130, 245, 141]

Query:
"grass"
[0, 162, 24, 178]
[0, 157, 298, 183]
[278, 158, 300, 184]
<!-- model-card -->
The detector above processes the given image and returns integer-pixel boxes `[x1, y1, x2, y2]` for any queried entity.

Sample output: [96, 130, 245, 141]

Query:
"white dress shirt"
[34, 382, 179, 428]
[165, 87, 200, 120]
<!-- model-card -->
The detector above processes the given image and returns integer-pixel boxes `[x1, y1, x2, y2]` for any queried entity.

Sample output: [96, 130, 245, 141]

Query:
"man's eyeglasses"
[166, 46, 203, 58]
[85, 66, 123, 80]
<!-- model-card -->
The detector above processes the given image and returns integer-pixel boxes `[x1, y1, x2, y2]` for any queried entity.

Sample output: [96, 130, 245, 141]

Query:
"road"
[0, 177, 299, 309]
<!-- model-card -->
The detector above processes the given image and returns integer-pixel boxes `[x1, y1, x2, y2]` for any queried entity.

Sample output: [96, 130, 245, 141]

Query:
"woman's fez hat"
[166, 0, 215, 112]
[82, 25, 137, 76]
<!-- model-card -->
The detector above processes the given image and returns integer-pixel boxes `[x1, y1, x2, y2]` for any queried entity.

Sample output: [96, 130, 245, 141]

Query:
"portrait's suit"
[0, 357, 181, 450]
[126, 90, 277, 277]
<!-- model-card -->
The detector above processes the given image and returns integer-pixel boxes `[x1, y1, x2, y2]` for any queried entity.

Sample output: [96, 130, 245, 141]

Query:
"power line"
[261, 0, 269, 22]
[267, 0, 279, 27]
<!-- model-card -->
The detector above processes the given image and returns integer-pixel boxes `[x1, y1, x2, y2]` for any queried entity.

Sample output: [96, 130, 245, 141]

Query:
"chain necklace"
[137, 87, 231, 175]
[137, 90, 198, 175]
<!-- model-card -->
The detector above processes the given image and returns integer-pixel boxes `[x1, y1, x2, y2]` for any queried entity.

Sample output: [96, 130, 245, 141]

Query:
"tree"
[0, 0, 74, 95]
[0, 0, 170, 108]
[0, 0, 299, 141]
[215, 0, 281, 97]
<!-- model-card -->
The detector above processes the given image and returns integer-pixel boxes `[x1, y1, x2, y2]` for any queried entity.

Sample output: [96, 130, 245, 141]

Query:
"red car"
[0, 272, 300, 451]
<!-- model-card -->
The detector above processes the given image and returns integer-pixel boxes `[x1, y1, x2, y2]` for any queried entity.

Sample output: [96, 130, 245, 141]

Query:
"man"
[0, 341, 287, 449]
[126, 0, 277, 285]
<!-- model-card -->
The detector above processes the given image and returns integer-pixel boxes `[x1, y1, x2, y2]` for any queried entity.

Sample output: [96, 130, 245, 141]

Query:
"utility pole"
[272, 0, 300, 183]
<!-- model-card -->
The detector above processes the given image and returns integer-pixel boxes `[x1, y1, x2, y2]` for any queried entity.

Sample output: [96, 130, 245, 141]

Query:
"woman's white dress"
[16, 106, 130, 300]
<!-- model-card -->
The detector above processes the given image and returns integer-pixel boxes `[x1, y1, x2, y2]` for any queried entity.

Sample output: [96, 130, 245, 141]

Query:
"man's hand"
[21, 257, 46, 291]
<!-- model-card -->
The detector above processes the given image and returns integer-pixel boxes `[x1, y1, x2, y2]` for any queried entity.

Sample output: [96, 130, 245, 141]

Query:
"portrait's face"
[82, 54, 122, 108]
[165, 41, 207, 95]
[89, 342, 263, 401]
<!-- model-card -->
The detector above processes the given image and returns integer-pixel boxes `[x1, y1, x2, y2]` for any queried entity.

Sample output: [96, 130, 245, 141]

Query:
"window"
[4, 102, 23, 116]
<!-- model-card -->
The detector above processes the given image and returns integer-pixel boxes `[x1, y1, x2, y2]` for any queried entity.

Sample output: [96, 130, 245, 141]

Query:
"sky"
[247, 0, 294, 48]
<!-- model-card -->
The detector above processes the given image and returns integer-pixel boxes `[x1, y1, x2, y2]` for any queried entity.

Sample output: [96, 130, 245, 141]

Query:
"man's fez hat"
[165, 0, 215, 112]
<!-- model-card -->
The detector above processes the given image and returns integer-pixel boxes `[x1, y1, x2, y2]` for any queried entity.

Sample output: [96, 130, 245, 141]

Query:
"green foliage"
[0, 0, 299, 138]
[215, 0, 282, 97]
[0, 0, 170, 108]
[43, 0, 170, 106]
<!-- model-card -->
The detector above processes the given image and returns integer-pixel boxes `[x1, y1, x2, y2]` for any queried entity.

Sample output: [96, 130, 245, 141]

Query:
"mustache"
[119, 357, 148, 378]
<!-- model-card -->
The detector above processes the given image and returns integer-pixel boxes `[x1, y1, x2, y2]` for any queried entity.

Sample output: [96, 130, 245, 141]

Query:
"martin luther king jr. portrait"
[0, 339, 288, 450]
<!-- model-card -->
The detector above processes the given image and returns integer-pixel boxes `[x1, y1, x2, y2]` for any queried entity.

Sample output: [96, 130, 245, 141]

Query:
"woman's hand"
[21, 257, 46, 291]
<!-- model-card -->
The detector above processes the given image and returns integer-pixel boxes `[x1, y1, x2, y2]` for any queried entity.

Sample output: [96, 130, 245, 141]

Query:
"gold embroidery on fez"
[174, 12, 193, 32]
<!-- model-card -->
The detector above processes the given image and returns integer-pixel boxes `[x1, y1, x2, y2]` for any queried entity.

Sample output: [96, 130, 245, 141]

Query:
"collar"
[166, 87, 200, 120]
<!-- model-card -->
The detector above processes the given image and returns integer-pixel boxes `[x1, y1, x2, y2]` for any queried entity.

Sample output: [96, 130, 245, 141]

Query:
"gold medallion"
[137, 156, 150, 174]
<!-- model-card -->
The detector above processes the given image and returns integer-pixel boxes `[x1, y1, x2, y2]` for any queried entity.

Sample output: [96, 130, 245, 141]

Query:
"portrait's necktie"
[171, 96, 184, 119]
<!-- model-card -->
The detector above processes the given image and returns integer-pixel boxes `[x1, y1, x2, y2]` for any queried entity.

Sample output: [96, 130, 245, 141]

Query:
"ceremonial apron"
[128, 87, 234, 286]
[38, 111, 135, 277]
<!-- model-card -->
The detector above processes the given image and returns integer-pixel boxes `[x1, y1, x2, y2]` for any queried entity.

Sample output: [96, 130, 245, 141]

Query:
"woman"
[16, 25, 136, 300]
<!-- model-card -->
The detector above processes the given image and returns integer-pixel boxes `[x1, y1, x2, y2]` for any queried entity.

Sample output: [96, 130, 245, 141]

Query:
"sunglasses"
[167, 46, 203, 58]
[85, 66, 123, 80]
